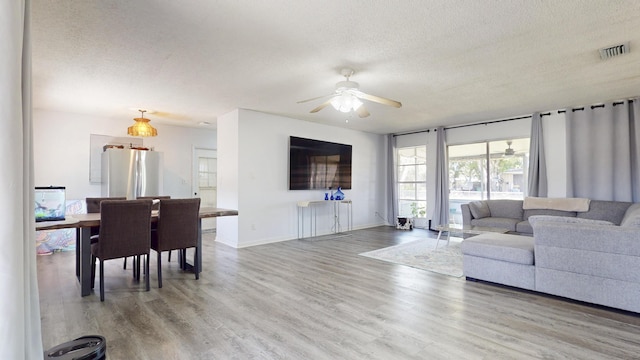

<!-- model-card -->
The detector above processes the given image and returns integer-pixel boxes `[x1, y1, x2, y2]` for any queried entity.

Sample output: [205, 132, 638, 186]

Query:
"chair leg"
[157, 251, 163, 288]
[145, 253, 150, 292]
[91, 255, 96, 289]
[181, 249, 187, 270]
[123, 257, 127, 269]
[99, 259, 105, 302]
[167, 250, 172, 262]
[132, 256, 137, 279]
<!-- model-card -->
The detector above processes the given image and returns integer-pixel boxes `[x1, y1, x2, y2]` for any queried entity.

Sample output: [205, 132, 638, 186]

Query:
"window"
[397, 146, 427, 217]
[198, 157, 216, 188]
[448, 138, 529, 224]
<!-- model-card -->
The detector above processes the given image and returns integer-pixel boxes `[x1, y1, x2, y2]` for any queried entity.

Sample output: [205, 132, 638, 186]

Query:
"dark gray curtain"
[386, 134, 398, 225]
[527, 112, 547, 197]
[432, 127, 449, 226]
[566, 100, 640, 202]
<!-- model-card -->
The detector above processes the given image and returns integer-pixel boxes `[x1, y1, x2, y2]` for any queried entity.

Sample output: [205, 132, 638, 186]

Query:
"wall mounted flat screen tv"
[289, 136, 352, 190]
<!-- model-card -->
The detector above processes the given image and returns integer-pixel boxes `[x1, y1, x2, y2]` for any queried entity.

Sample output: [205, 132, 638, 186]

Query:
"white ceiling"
[32, 0, 640, 135]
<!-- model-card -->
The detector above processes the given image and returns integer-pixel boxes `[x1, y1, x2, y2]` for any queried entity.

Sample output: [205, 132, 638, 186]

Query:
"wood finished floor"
[38, 226, 640, 359]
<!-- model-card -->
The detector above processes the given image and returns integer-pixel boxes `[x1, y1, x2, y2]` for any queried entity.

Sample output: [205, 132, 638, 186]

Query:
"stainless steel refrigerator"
[101, 148, 163, 199]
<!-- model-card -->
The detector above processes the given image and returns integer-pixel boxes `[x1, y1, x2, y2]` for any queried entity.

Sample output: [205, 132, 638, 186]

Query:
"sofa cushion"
[468, 201, 491, 219]
[576, 200, 632, 225]
[516, 220, 533, 234]
[528, 215, 616, 227]
[471, 217, 519, 232]
[523, 208, 577, 220]
[620, 203, 640, 228]
[461, 233, 534, 265]
[486, 200, 523, 220]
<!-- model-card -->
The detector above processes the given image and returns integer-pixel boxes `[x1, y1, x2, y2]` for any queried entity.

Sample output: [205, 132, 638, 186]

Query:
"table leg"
[183, 219, 202, 276]
[75, 228, 80, 279]
[79, 227, 92, 297]
[196, 219, 202, 274]
[435, 230, 443, 248]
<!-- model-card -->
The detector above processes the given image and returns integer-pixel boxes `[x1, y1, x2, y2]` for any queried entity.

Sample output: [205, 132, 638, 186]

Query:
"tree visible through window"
[397, 146, 427, 218]
[448, 138, 529, 224]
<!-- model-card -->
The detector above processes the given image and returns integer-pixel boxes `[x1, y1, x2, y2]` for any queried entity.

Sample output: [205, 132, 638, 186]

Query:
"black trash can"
[44, 335, 106, 360]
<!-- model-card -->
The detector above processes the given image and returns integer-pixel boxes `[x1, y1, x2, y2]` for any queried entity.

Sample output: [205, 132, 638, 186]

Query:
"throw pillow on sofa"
[620, 204, 640, 228]
[469, 201, 491, 219]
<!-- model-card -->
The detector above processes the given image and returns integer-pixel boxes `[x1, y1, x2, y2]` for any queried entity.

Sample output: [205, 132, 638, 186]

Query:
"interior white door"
[193, 148, 217, 230]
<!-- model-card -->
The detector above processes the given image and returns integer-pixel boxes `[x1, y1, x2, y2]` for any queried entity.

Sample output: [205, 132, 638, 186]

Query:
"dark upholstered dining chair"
[87, 197, 137, 272]
[86, 197, 126, 235]
[84, 197, 127, 278]
[151, 198, 201, 288]
[90, 199, 153, 301]
[136, 196, 172, 261]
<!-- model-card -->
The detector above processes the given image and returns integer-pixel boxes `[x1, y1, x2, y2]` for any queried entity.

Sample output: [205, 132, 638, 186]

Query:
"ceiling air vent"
[599, 42, 630, 60]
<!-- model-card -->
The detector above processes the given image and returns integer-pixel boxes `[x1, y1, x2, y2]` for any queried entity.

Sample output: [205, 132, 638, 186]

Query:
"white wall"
[33, 109, 216, 201]
[217, 109, 387, 248]
[215, 110, 240, 247]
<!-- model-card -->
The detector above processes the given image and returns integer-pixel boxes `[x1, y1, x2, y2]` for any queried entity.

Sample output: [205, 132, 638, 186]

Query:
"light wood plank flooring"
[38, 226, 640, 359]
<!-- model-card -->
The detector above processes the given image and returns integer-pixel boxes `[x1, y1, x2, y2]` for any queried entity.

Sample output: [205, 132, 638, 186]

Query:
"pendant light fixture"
[127, 110, 158, 137]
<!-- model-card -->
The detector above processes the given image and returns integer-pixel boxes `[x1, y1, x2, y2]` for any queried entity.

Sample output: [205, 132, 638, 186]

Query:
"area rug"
[359, 238, 464, 277]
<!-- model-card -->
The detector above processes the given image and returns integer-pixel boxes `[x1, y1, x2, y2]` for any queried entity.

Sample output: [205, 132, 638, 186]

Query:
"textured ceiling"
[32, 0, 640, 134]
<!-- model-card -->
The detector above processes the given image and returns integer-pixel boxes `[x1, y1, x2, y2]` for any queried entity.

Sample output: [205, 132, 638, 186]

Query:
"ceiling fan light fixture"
[331, 93, 362, 113]
[127, 110, 158, 137]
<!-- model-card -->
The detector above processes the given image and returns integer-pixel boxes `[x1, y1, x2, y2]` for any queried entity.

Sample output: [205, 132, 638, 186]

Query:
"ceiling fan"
[504, 141, 515, 157]
[297, 68, 402, 118]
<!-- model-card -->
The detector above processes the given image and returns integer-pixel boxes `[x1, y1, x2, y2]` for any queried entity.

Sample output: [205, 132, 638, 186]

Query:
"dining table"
[36, 207, 239, 297]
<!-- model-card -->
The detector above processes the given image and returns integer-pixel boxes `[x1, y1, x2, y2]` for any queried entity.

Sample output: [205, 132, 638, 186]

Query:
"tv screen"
[289, 136, 352, 190]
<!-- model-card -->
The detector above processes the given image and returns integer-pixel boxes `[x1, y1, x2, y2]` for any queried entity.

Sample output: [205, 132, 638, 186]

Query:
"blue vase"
[334, 186, 345, 200]
[324, 193, 329, 200]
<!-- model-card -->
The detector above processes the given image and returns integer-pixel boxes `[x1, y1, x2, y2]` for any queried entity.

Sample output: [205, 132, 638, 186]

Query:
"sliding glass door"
[448, 138, 529, 224]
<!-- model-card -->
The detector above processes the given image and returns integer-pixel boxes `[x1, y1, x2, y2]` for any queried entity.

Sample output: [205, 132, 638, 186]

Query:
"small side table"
[434, 224, 509, 248]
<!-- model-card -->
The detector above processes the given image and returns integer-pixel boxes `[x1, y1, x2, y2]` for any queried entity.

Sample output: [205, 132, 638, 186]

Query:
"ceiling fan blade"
[356, 105, 370, 118]
[297, 93, 335, 104]
[354, 90, 402, 108]
[310, 98, 334, 113]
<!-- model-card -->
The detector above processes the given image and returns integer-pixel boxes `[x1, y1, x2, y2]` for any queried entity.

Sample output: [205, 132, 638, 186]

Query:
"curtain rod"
[393, 100, 633, 137]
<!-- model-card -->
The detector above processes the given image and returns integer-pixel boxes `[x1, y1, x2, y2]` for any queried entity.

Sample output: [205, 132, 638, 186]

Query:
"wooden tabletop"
[36, 207, 238, 231]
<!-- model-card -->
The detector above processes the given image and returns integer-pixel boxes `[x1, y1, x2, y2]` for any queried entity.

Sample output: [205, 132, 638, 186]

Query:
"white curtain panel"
[432, 127, 449, 226]
[565, 100, 640, 202]
[0, 0, 44, 358]
[527, 112, 547, 197]
[386, 134, 398, 225]
[633, 98, 640, 202]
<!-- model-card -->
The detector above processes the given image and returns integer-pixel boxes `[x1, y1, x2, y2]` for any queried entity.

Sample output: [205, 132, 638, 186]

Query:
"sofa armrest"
[461, 203, 473, 227]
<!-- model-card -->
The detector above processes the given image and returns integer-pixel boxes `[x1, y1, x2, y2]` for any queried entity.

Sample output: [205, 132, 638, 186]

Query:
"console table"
[297, 200, 352, 239]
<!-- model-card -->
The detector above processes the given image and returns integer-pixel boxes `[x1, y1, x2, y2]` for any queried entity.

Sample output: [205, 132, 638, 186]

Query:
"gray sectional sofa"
[460, 199, 640, 313]
[461, 199, 633, 235]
